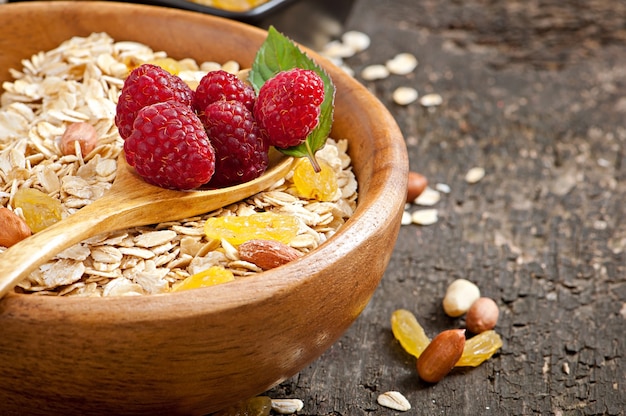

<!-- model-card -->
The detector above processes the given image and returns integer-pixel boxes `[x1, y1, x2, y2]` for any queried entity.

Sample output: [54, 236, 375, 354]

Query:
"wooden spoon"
[0, 151, 294, 299]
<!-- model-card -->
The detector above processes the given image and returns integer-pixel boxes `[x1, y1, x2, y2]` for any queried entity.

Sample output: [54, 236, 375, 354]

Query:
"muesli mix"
[0, 32, 357, 296]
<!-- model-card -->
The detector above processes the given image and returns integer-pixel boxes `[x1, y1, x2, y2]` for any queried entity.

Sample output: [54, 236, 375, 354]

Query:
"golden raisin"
[205, 0, 268, 12]
[456, 330, 503, 367]
[391, 309, 431, 358]
[292, 158, 338, 202]
[172, 266, 235, 292]
[211, 395, 272, 416]
[13, 188, 62, 233]
[391, 309, 502, 368]
[147, 57, 185, 75]
[204, 212, 299, 246]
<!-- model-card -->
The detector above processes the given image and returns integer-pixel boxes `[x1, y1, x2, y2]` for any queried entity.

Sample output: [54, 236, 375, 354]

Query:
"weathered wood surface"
[266, 0, 626, 414]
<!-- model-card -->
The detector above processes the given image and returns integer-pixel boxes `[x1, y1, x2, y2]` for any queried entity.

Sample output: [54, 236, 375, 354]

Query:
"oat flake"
[377, 391, 411, 412]
[465, 167, 486, 184]
[361, 64, 389, 81]
[342, 30, 371, 53]
[386, 52, 418, 75]
[419, 93, 443, 107]
[392, 86, 418, 106]
[414, 187, 440, 206]
[411, 209, 438, 225]
[271, 398, 304, 414]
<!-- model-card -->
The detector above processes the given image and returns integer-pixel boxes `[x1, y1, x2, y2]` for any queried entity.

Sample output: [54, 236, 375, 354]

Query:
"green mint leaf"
[250, 26, 335, 170]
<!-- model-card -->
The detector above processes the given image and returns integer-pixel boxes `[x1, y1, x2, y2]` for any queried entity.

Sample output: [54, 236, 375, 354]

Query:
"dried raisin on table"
[211, 395, 272, 416]
[456, 330, 503, 367]
[391, 309, 431, 358]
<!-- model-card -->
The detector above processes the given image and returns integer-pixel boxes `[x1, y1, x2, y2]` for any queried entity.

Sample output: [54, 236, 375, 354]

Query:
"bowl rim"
[0, 1, 408, 320]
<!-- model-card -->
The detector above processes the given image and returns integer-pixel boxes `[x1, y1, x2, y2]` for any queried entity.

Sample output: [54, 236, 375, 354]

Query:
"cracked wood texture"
[263, 0, 626, 414]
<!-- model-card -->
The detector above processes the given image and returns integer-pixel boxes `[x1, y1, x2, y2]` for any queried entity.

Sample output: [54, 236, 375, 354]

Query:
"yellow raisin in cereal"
[456, 330, 503, 367]
[193, 0, 269, 12]
[391, 309, 431, 358]
[172, 266, 235, 292]
[292, 158, 338, 202]
[204, 212, 299, 246]
[13, 188, 62, 233]
[147, 57, 185, 75]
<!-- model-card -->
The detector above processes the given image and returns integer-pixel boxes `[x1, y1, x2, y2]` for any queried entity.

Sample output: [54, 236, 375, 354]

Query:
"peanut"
[466, 297, 499, 334]
[416, 329, 466, 383]
[60, 122, 98, 156]
[238, 239, 301, 270]
[0, 207, 32, 247]
[406, 171, 428, 203]
[442, 278, 481, 317]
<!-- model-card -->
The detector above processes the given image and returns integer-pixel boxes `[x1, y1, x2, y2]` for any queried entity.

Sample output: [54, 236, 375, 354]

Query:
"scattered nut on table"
[465, 297, 499, 334]
[406, 171, 428, 203]
[416, 329, 466, 383]
[442, 278, 481, 317]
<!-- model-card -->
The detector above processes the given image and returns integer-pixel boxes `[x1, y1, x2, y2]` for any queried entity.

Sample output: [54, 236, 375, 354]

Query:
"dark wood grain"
[267, 0, 626, 414]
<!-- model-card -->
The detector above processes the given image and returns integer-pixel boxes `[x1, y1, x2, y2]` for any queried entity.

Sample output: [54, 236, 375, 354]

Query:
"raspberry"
[254, 68, 325, 148]
[200, 100, 269, 188]
[193, 70, 255, 114]
[123, 100, 215, 190]
[115, 64, 194, 139]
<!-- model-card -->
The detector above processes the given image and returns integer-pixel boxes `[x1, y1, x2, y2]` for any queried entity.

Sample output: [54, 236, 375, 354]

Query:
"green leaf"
[250, 26, 335, 171]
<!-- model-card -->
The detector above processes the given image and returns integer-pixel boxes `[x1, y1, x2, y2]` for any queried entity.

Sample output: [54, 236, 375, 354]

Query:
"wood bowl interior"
[0, 2, 408, 414]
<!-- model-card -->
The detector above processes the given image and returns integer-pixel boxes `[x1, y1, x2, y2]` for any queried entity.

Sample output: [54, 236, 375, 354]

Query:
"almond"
[238, 239, 301, 270]
[416, 329, 466, 383]
[60, 122, 98, 156]
[0, 207, 32, 247]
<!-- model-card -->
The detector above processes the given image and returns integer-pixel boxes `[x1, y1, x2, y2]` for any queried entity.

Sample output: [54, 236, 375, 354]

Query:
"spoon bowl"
[0, 151, 294, 299]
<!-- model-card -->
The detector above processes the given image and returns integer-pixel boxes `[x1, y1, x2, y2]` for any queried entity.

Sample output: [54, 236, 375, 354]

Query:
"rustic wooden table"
[262, 0, 626, 414]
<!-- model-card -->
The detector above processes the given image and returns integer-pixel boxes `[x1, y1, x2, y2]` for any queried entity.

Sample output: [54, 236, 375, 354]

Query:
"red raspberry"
[254, 68, 325, 148]
[193, 70, 255, 114]
[124, 100, 215, 190]
[115, 64, 194, 140]
[199, 100, 269, 188]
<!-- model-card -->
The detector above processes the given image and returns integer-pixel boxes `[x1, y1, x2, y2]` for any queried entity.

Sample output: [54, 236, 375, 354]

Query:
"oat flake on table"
[0, 32, 358, 297]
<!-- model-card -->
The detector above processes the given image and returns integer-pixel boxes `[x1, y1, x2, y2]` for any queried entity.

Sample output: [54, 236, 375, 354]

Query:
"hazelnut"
[60, 122, 98, 156]
[0, 207, 32, 247]
[406, 171, 428, 203]
[466, 297, 499, 334]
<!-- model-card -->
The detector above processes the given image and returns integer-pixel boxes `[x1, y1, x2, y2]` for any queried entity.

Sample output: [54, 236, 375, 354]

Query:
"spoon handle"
[0, 197, 117, 299]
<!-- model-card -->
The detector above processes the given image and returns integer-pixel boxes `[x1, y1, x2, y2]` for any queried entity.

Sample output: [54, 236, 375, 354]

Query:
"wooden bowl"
[0, 2, 407, 414]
